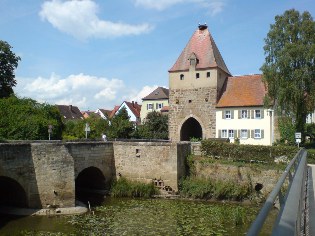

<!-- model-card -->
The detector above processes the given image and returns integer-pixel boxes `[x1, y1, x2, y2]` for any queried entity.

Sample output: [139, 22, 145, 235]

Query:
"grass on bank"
[179, 177, 252, 201]
[110, 177, 159, 198]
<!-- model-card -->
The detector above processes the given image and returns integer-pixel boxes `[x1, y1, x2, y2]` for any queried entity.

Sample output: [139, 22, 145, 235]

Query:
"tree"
[261, 9, 315, 137]
[107, 107, 134, 139]
[0, 41, 20, 98]
[135, 111, 168, 140]
[62, 113, 110, 140]
[0, 96, 63, 140]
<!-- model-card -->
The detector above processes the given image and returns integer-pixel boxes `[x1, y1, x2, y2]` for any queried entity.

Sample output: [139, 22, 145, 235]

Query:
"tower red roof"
[169, 25, 231, 75]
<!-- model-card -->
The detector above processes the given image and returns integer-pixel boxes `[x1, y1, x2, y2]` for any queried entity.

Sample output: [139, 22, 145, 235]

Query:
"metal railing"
[247, 148, 308, 236]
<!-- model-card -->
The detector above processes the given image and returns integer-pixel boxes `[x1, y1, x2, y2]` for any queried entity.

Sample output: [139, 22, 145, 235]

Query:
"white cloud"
[134, 0, 226, 15]
[15, 73, 164, 111]
[16, 73, 127, 110]
[39, 0, 153, 40]
[126, 85, 160, 104]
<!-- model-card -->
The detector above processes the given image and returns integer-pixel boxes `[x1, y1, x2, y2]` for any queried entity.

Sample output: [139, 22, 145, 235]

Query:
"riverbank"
[0, 202, 87, 216]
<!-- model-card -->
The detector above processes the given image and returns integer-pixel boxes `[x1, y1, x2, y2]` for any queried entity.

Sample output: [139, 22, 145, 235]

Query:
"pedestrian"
[102, 133, 107, 141]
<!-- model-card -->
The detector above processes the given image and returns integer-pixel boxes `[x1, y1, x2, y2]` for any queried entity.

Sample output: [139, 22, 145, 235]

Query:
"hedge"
[201, 140, 299, 163]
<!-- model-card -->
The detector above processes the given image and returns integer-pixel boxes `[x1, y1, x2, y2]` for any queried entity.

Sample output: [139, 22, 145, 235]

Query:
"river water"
[0, 198, 275, 235]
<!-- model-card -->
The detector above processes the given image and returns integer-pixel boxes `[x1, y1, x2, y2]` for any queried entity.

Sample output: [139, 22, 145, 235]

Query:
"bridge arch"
[75, 166, 107, 205]
[179, 115, 203, 141]
[0, 176, 28, 207]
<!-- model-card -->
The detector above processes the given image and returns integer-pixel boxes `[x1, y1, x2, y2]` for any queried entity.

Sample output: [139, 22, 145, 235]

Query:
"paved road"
[308, 164, 315, 236]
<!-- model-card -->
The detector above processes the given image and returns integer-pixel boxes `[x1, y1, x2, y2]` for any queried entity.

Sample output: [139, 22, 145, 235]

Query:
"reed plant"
[179, 177, 252, 201]
[110, 177, 158, 198]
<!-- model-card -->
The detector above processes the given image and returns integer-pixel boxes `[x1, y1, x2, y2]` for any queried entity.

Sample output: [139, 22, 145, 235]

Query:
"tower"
[168, 24, 231, 141]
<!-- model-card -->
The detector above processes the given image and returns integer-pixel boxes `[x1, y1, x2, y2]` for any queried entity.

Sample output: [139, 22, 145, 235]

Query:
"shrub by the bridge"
[110, 177, 158, 198]
[179, 177, 252, 201]
[201, 140, 298, 163]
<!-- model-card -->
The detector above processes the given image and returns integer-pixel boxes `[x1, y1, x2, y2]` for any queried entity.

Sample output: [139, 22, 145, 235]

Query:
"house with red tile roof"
[216, 74, 274, 145]
[140, 87, 169, 123]
[168, 24, 276, 145]
[114, 101, 141, 124]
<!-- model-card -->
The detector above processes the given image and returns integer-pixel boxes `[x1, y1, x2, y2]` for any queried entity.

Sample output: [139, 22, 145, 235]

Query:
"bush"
[201, 140, 298, 163]
[110, 177, 158, 198]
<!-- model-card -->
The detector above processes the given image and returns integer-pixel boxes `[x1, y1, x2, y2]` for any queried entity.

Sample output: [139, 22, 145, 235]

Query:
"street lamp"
[85, 123, 90, 139]
[48, 125, 53, 140]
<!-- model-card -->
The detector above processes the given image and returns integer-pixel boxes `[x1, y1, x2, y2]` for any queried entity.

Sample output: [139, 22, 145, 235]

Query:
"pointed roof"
[169, 25, 231, 75]
[216, 74, 267, 108]
[142, 87, 169, 100]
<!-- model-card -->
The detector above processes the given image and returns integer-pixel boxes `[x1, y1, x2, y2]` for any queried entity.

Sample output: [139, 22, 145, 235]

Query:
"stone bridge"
[0, 141, 190, 209]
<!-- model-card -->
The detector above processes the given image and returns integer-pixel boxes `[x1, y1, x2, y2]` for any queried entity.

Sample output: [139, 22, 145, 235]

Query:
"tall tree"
[261, 9, 315, 135]
[135, 111, 168, 140]
[0, 41, 20, 98]
[107, 107, 134, 139]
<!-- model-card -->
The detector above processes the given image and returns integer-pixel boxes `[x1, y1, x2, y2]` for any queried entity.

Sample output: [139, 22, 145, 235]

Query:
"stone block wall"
[66, 142, 115, 188]
[169, 87, 217, 141]
[113, 141, 191, 191]
[30, 143, 75, 208]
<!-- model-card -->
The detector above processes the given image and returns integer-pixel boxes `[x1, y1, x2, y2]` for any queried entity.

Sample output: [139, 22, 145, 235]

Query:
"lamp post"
[48, 125, 53, 141]
[85, 123, 90, 139]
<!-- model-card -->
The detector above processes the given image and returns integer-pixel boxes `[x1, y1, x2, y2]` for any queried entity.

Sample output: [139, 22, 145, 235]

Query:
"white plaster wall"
[116, 103, 137, 122]
[216, 107, 272, 146]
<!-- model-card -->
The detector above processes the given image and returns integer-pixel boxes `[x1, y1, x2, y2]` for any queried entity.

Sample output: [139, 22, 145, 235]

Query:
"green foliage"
[110, 177, 158, 198]
[180, 177, 252, 201]
[261, 9, 315, 136]
[62, 115, 109, 140]
[201, 140, 298, 163]
[0, 41, 21, 98]
[0, 96, 63, 140]
[107, 107, 134, 139]
[134, 111, 168, 139]
[278, 117, 296, 144]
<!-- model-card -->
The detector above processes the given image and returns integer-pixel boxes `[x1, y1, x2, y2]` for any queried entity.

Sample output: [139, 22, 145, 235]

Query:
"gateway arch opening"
[180, 117, 202, 141]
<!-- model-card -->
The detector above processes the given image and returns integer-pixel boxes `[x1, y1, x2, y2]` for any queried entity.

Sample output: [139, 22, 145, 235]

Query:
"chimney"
[69, 105, 73, 112]
[132, 101, 135, 107]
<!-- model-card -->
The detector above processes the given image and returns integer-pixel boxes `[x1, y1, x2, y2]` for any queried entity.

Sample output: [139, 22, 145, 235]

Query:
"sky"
[1, 0, 314, 111]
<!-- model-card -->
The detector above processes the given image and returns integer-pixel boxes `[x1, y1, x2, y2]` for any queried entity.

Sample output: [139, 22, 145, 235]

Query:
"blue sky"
[1, 0, 314, 111]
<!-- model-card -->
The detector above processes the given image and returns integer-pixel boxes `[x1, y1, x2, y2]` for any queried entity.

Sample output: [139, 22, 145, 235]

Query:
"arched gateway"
[180, 117, 202, 141]
[0, 176, 28, 207]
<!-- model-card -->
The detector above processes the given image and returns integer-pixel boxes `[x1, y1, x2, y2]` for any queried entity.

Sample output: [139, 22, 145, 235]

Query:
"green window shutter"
[251, 110, 254, 119]
[247, 110, 250, 119]
[231, 110, 234, 119]
[222, 111, 225, 119]
[234, 130, 237, 138]
[251, 130, 254, 138]
[261, 130, 264, 139]
[238, 110, 241, 119]
[218, 129, 221, 138]
[261, 110, 264, 119]
[247, 129, 250, 138]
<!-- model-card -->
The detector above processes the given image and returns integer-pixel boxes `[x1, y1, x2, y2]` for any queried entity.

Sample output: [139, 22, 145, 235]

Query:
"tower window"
[207, 72, 210, 78]
[188, 100, 192, 103]
[196, 73, 200, 79]
[180, 74, 184, 80]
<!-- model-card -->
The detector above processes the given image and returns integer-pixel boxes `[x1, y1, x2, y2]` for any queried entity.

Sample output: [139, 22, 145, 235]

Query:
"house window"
[241, 110, 248, 119]
[156, 103, 163, 109]
[180, 74, 184, 80]
[196, 73, 200, 79]
[240, 129, 248, 139]
[254, 129, 261, 139]
[228, 130, 234, 139]
[147, 103, 153, 110]
[221, 129, 228, 138]
[207, 72, 210, 78]
[225, 110, 231, 119]
[255, 110, 261, 119]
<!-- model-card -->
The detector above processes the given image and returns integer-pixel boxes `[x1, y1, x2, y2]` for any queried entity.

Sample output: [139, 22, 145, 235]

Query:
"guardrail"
[247, 148, 308, 236]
